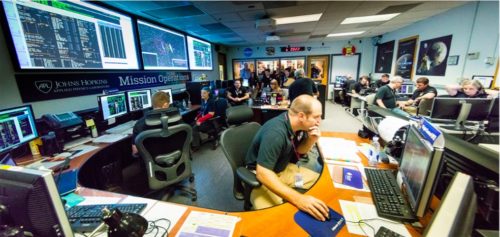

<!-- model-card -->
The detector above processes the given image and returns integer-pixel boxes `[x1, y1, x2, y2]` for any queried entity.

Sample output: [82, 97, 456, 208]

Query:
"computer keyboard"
[106, 120, 136, 134]
[375, 226, 405, 237]
[64, 136, 93, 150]
[365, 168, 417, 222]
[66, 203, 147, 233]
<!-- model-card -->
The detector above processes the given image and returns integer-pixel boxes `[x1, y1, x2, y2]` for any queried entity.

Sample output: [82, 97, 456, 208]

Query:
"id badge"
[294, 173, 304, 188]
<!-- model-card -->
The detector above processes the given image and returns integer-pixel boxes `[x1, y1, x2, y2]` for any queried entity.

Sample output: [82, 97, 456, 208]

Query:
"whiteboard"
[330, 54, 360, 84]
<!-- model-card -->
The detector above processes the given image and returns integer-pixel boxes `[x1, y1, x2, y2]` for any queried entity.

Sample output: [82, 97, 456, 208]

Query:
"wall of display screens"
[2, 0, 139, 70]
[137, 20, 188, 70]
[187, 36, 213, 70]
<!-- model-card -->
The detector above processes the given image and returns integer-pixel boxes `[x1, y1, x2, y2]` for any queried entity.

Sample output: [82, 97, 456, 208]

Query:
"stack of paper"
[318, 137, 361, 163]
[176, 211, 240, 237]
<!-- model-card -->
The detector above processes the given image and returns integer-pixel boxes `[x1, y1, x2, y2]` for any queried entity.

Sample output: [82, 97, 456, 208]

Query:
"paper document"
[377, 116, 409, 142]
[318, 137, 361, 162]
[176, 211, 240, 237]
[142, 201, 188, 237]
[93, 134, 127, 143]
[339, 200, 410, 237]
[68, 145, 100, 157]
[327, 162, 370, 192]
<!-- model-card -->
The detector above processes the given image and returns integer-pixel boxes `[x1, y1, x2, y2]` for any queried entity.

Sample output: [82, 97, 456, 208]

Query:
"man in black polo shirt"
[403, 77, 437, 106]
[375, 76, 409, 117]
[288, 68, 319, 102]
[375, 73, 390, 88]
[226, 79, 249, 106]
[245, 95, 329, 221]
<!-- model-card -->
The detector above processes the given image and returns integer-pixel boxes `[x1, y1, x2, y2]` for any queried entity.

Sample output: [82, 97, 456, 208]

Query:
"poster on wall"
[416, 35, 453, 76]
[374, 40, 395, 73]
[256, 59, 279, 79]
[233, 59, 255, 87]
[395, 36, 418, 80]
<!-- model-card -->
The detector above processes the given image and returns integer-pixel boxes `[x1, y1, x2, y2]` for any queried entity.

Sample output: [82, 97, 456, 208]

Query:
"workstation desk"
[17, 131, 426, 236]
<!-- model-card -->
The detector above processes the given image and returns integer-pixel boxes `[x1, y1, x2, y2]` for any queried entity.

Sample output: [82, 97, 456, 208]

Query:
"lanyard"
[284, 113, 301, 164]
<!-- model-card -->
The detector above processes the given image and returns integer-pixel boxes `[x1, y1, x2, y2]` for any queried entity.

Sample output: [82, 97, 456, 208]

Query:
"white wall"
[0, 22, 218, 118]
[226, 38, 375, 80]
[371, 1, 499, 88]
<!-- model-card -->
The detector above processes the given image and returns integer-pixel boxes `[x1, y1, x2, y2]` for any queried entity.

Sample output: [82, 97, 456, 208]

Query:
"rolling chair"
[220, 105, 261, 210]
[416, 98, 434, 116]
[135, 108, 197, 201]
[200, 94, 229, 149]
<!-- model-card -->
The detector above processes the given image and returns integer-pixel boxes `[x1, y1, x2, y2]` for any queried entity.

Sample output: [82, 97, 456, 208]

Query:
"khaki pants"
[251, 164, 320, 209]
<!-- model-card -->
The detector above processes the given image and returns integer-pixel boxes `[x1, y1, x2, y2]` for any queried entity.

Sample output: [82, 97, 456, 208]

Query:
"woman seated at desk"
[191, 87, 215, 151]
[270, 79, 282, 93]
[445, 79, 491, 98]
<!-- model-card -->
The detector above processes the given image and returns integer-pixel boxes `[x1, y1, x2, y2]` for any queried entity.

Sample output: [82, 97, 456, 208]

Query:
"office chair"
[200, 94, 229, 149]
[416, 98, 434, 116]
[220, 105, 261, 210]
[135, 108, 197, 201]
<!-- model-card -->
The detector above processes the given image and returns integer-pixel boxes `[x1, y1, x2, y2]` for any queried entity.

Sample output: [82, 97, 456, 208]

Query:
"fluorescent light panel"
[341, 13, 400, 24]
[274, 13, 322, 25]
[327, 31, 365, 37]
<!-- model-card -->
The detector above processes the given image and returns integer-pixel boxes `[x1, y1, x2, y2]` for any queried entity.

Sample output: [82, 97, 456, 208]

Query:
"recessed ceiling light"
[273, 13, 323, 25]
[341, 13, 400, 24]
[327, 31, 365, 37]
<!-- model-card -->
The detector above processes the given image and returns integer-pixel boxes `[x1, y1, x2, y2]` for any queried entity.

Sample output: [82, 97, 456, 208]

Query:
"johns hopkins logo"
[35, 80, 53, 94]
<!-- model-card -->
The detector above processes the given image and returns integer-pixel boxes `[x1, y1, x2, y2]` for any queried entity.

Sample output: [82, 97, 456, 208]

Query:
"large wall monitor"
[137, 20, 188, 70]
[0, 105, 38, 154]
[98, 92, 127, 120]
[2, 0, 139, 70]
[126, 89, 152, 112]
[186, 36, 212, 70]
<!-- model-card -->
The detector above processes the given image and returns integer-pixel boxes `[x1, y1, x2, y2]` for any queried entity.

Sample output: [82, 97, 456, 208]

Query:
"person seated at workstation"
[245, 95, 329, 221]
[375, 75, 410, 117]
[351, 75, 371, 96]
[132, 91, 178, 154]
[226, 79, 250, 106]
[400, 77, 437, 108]
[270, 79, 282, 93]
[288, 68, 319, 102]
[445, 79, 491, 98]
[374, 73, 390, 88]
[341, 75, 355, 106]
[191, 87, 215, 151]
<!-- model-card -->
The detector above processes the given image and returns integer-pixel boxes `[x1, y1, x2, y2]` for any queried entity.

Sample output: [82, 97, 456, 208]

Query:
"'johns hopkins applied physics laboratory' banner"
[16, 71, 191, 102]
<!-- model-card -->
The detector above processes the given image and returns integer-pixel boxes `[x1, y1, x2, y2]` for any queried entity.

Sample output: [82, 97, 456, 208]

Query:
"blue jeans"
[391, 108, 410, 117]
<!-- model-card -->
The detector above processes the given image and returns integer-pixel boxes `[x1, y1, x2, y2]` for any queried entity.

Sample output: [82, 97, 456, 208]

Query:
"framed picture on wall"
[374, 40, 395, 73]
[233, 59, 255, 87]
[307, 55, 329, 85]
[395, 36, 418, 80]
[416, 35, 453, 76]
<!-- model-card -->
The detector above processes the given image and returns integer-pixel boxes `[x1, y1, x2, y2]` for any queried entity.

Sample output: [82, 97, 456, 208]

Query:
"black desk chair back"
[135, 108, 197, 201]
[201, 96, 229, 149]
[220, 105, 261, 210]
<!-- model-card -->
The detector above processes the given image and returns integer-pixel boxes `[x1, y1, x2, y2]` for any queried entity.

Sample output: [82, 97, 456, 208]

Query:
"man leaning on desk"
[245, 95, 330, 221]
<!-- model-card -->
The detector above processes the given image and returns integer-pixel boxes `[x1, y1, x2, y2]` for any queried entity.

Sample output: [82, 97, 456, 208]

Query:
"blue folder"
[342, 167, 363, 189]
[294, 207, 345, 237]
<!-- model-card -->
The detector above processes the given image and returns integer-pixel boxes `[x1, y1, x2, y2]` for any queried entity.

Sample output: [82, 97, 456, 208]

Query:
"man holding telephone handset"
[245, 95, 329, 221]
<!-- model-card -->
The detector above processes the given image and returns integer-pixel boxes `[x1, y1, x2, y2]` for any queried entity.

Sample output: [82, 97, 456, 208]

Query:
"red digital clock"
[280, 46, 305, 52]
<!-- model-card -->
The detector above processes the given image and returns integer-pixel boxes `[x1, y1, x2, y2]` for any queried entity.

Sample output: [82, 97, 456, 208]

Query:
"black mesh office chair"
[201, 95, 229, 149]
[220, 105, 261, 210]
[135, 108, 197, 201]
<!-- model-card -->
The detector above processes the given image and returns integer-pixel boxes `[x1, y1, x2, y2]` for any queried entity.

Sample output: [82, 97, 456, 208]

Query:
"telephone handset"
[42, 112, 83, 129]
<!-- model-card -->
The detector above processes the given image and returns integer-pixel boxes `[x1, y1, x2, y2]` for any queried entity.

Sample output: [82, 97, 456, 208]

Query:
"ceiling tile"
[238, 9, 267, 21]
[142, 5, 205, 19]
[212, 13, 243, 22]
[378, 3, 421, 14]
[223, 21, 255, 28]
[265, 3, 328, 18]
[193, 1, 264, 14]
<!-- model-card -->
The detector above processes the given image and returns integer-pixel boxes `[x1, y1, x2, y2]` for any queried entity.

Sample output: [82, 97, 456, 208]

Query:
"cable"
[346, 217, 404, 236]
[145, 218, 171, 237]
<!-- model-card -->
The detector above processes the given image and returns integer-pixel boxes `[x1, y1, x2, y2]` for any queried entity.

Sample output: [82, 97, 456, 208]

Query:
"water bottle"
[369, 136, 381, 167]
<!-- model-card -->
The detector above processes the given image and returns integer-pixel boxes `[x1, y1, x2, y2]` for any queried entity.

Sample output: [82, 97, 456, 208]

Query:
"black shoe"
[191, 146, 200, 152]
[212, 140, 219, 150]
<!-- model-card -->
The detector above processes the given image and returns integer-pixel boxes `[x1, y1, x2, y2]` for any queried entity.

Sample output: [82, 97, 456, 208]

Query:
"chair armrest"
[237, 167, 261, 188]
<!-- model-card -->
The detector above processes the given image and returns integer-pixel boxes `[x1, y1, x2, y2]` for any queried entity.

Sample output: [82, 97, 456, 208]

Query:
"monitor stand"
[455, 101, 472, 130]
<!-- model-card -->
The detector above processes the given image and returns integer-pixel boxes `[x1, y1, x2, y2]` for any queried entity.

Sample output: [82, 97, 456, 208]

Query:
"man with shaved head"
[246, 94, 329, 221]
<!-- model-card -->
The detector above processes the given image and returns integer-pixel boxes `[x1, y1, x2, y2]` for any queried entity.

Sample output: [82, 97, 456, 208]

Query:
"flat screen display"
[2, 0, 139, 70]
[187, 36, 212, 70]
[126, 89, 152, 112]
[137, 20, 188, 70]
[98, 93, 127, 120]
[0, 105, 38, 154]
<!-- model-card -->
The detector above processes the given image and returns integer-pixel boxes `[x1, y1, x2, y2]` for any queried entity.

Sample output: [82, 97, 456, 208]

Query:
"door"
[329, 53, 361, 99]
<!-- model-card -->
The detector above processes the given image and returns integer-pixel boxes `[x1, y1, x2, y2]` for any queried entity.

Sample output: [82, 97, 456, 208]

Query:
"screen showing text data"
[2, 0, 139, 69]
[0, 106, 38, 153]
[187, 36, 212, 70]
[137, 20, 188, 70]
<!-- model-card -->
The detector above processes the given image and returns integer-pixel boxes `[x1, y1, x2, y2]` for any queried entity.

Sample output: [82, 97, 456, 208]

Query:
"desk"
[251, 104, 288, 124]
[21, 132, 425, 236]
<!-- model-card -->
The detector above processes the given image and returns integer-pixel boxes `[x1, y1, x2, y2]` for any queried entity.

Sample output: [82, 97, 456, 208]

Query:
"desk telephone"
[42, 112, 83, 129]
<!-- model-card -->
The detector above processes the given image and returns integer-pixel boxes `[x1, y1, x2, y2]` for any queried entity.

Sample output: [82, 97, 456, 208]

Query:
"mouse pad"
[294, 207, 345, 237]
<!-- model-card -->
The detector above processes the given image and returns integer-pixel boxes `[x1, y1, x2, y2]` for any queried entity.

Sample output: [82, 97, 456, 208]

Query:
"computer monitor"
[160, 89, 174, 105]
[399, 84, 414, 95]
[423, 172, 476, 236]
[0, 168, 73, 236]
[472, 75, 494, 89]
[334, 76, 346, 87]
[126, 89, 152, 112]
[0, 105, 38, 154]
[430, 98, 493, 125]
[398, 125, 443, 217]
[98, 92, 128, 120]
